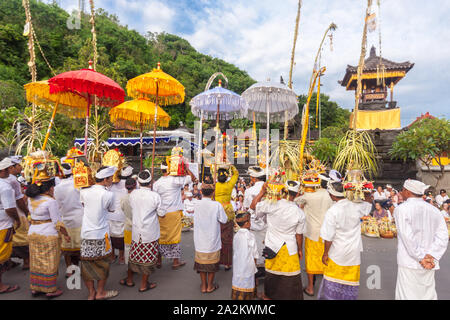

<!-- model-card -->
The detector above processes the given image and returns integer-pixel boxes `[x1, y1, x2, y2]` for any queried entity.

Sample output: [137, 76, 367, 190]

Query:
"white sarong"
[395, 266, 437, 300]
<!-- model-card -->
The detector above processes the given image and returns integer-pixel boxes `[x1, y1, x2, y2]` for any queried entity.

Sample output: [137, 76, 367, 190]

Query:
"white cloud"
[58, 0, 450, 126]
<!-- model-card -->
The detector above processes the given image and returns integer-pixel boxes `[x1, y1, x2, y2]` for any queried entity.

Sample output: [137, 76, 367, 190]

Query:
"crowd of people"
[0, 155, 449, 301]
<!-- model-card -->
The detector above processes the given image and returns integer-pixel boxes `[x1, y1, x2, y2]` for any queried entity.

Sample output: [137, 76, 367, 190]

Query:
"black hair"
[201, 187, 214, 197]
[125, 177, 137, 190]
[440, 189, 447, 194]
[61, 163, 72, 178]
[236, 212, 250, 227]
[25, 178, 55, 198]
[288, 190, 298, 198]
[95, 166, 110, 183]
[257, 176, 266, 182]
[320, 178, 328, 189]
[138, 170, 151, 187]
[330, 181, 345, 198]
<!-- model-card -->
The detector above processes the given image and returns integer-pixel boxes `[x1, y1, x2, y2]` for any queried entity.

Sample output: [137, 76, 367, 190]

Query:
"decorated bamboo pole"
[84, 95, 91, 155]
[265, 92, 270, 179]
[42, 97, 61, 150]
[213, 81, 222, 183]
[353, 0, 373, 130]
[285, 0, 303, 140]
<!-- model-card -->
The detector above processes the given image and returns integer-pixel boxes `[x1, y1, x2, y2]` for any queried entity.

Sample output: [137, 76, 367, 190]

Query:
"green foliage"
[0, 0, 255, 156]
[310, 126, 347, 165]
[390, 118, 450, 171]
[298, 92, 350, 129]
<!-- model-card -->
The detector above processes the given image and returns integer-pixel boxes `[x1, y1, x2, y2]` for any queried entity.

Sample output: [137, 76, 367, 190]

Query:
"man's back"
[394, 197, 448, 270]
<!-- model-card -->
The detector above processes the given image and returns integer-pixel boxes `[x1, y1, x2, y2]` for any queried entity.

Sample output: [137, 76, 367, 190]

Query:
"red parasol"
[48, 61, 125, 155]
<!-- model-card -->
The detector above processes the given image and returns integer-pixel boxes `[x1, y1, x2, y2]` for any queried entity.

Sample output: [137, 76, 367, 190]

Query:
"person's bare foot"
[87, 291, 96, 300]
[95, 290, 119, 300]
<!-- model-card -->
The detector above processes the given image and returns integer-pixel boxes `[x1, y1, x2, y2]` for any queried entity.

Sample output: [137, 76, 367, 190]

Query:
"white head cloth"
[403, 179, 429, 195]
[286, 180, 300, 193]
[327, 181, 345, 197]
[9, 156, 22, 165]
[248, 166, 265, 178]
[138, 170, 152, 184]
[121, 166, 133, 178]
[318, 169, 342, 183]
[62, 163, 72, 176]
[60, 157, 67, 163]
[95, 166, 117, 179]
[161, 164, 168, 170]
[0, 158, 14, 170]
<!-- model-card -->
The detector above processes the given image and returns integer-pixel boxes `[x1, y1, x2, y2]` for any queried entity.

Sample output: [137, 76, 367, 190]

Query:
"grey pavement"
[2, 232, 450, 300]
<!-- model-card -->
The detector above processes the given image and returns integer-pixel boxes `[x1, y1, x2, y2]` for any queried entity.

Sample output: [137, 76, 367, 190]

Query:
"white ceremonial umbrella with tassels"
[242, 80, 299, 178]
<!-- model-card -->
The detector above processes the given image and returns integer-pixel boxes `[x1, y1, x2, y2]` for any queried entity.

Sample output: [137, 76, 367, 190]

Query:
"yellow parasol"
[109, 99, 171, 170]
[126, 62, 185, 182]
[24, 80, 89, 150]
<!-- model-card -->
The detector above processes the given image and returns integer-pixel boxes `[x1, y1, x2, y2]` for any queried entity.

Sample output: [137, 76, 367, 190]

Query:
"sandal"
[96, 290, 119, 300]
[139, 282, 157, 292]
[46, 289, 63, 299]
[303, 288, 314, 297]
[206, 283, 219, 293]
[172, 261, 186, 270]
[0, 285, 20, 294]
[119, 278, 135, 287]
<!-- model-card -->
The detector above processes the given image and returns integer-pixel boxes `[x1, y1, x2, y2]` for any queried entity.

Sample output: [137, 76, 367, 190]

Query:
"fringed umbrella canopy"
[109, 99, 171, 129]
[48, 67, 125, 107]
[24, 81, 89, 119]
[242, 81, 299, 123]
[190, 85, 248, 120]
[126, 63, 185, 106]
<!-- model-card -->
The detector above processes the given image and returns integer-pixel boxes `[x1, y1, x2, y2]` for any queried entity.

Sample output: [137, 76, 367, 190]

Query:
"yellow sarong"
[124, 229, 132, 246]
[265, 244, 301, 276]
[159, 210, 182, 245]
[12, 214, 30, 247]
[0, 228, 13, 264]
[323, 258, 360, 286]
[305, 237, 324, 275]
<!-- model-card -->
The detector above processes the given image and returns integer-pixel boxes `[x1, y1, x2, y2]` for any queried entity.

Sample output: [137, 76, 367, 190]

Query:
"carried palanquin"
[343, 168, 373, 203]
[266, 170, 287, 203]
[301, 158, 326, 191]
[166, 147, 188, 177]
[23, 150, 63, 184]
[64, 147, 94, 188]
[102, 148, 125, 183]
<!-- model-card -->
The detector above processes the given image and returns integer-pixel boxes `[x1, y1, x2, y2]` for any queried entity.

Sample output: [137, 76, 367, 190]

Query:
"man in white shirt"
[295, 175, 333, 296]
[108, 166, 133, 265]
[182, 191, 195, 230]
[232, 211, 259, 300]
[54, 163, 84, 276]
[243, 166, 267, 275]
[384, 184, 396, 199]
[6, 156, 30, 270]
[193, 184, 228, 293]
[436, 189, 449, 207]
[80, 166, 118, 300]
[120, 170, 164, 292]
[251, 180, 306, 300]
[318, 181, 372, 300]
[154, 164, 196, 269]
[0, 157, 20, 294]
[394, 179, 448, 300]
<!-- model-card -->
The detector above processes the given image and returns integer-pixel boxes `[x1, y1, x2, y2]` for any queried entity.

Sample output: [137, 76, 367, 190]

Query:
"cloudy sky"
[59, 0, 450, 127]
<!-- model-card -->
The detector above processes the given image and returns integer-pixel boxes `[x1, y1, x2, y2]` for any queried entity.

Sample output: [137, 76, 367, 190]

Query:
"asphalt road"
[2, 231, 450, 300]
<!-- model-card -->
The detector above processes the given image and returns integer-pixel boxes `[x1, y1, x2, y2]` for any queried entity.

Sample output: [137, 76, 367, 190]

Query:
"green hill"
[0, 0, 255, 155]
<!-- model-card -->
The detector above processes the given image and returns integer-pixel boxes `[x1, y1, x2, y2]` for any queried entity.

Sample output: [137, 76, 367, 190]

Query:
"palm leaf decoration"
[333, 130, 378, 178]
[87, 113, 111, 163]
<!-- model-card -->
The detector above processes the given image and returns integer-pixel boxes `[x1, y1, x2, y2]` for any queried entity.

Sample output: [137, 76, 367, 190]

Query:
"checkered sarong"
[129, 238, 158, 266]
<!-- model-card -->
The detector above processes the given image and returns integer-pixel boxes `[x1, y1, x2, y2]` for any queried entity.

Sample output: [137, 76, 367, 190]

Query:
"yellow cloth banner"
[323, 258, 360, 286]
[159, 211, 183, 245]
[350, 108, 401, 130]
[305, 237, 325, 275]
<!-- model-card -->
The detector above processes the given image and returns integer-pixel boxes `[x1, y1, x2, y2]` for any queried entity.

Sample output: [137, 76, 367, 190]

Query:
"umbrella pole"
[198, 111, 203, 164]
[266, 93, 270, 179]
[151, 83, 158, 189]
[214, 101, 220, 184]
[42, 98, 60, 150]
[84, 95, 91, 156]
[140, 123, 143, 171]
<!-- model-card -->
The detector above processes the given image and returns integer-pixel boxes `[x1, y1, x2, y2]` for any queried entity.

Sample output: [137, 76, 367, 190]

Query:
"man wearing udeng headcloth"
[394, 179, 448, 300]
[80, 166, 118, 300]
